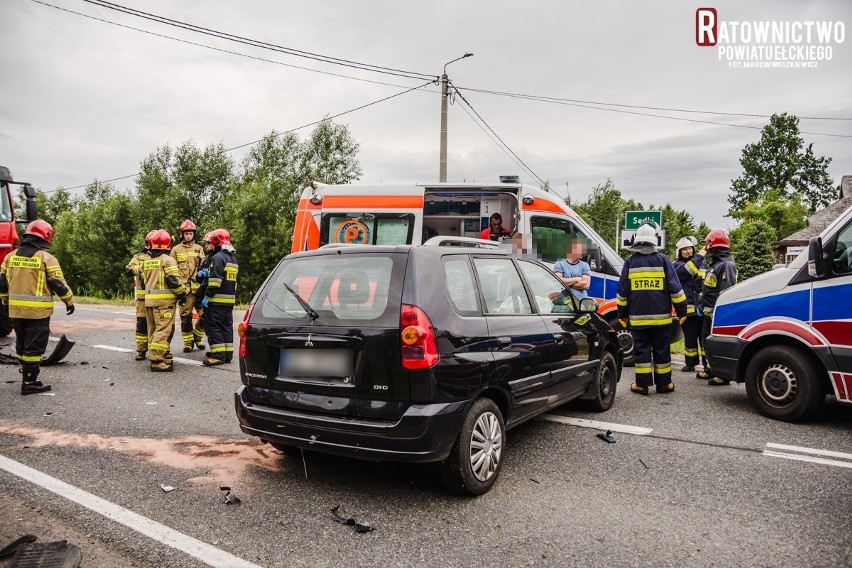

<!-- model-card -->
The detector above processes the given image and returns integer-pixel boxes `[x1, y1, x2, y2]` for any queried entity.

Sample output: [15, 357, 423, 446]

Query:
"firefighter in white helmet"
[672, 235, 706, 373]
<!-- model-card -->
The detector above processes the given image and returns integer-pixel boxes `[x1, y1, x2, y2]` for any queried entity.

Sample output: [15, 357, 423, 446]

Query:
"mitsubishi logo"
[305, 334, 313, 347]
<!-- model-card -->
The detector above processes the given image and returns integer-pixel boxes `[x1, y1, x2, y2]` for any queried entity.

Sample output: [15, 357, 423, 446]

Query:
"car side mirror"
[807, 236, 827, 278]
[578, 297, 597, 313]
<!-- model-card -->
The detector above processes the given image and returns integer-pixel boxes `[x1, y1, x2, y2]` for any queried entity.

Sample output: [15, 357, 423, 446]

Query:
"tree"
[732, 219, 775, 280]
[729, 113, 835, 214]
[573, 179, 640, 255]
[734, 189, 808, 241]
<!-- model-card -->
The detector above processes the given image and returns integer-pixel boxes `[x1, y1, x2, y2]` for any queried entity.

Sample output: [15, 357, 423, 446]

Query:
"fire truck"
[0, 165, 38, 337]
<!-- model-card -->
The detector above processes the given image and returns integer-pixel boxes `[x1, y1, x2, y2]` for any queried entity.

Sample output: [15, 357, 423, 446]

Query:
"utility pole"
[439, 53, 473, 182]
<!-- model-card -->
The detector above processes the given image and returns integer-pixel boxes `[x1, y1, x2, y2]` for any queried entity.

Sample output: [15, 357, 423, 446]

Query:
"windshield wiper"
[283, 283, 319, 320]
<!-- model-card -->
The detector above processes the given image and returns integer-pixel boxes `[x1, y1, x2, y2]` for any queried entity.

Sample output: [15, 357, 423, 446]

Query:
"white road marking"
[0, 454, 263, 568]
[763, 450, 852, 470]
[538, 414, 653, 435]
[763, 443, 852, 469]
[92, 345, 204, 366]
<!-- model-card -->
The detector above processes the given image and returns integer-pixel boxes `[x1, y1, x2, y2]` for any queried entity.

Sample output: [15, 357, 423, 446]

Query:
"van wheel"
[584, 351, 617, 412]
[744, 346, 825, 422]
[608, 318, 634, 367]
[440, 398, 505, 495]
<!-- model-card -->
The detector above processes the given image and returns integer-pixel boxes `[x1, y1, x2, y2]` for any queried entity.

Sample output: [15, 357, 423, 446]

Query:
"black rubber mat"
[10, 540, 81, 568]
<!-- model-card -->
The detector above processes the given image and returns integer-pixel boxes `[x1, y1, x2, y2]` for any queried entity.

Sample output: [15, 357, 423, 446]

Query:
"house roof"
[774, 195, 852, 246]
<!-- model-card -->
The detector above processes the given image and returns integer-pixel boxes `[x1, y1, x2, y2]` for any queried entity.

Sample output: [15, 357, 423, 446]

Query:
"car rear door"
[471, 256, 555, 425]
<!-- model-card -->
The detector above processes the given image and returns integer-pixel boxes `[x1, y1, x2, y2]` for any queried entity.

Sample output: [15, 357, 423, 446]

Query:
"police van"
[705, 203, 852, 422]
[290, 178, 636, 356]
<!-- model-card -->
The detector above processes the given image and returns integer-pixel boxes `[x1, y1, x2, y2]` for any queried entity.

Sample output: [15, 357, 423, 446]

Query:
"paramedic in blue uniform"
[479, 213, 512, 241]
[697, 229, 738, 385]
[617, 223, 688, 395]
[553, 238, 591, 299]
[672, 236, 706, 372]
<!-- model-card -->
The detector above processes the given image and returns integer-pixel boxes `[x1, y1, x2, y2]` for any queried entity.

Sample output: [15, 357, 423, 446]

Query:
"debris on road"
[9, 539, 81, 567]
[597, 430, 617, 443]
[331, 505, 375, 533]
[220, 486, 241, 505]
[160, 484, 175, 493]
[0, 535, 36, 559]
[639, 458, 650, 470]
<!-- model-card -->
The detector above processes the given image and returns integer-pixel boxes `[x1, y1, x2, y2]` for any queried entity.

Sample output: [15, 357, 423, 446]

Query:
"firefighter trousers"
[145, 304, 176, 363]
[178, 292, 199, 346]
[700, 316, 716, 378]
[681, 316, 704, 368]
[135, 299, 148, 352]
[13, 317, 50, 378]
[205, 304, 233, 362]
[632, 326, 672, 388]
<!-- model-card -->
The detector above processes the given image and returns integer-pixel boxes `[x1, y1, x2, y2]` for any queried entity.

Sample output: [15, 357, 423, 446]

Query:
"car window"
[260, 254, 398, 322]
[473, 257, 532, 315]
[832, 219, 852, 275]
[443, 256, 479, 314]
[518, 260, 576, 314]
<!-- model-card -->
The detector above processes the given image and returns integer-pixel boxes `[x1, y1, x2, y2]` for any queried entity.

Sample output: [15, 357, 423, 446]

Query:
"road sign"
[620, 229, 665, 250]
[625, 211, 662, 230]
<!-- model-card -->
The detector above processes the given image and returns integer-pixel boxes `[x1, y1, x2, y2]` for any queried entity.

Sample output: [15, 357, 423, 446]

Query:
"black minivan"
[235, 242, 622, 494]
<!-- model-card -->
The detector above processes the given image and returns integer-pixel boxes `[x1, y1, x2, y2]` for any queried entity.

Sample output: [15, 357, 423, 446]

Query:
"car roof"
[285, 244, 513, 260]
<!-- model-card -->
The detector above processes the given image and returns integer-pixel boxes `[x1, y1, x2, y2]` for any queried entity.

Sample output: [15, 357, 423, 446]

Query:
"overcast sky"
[1, 0, 850, 231]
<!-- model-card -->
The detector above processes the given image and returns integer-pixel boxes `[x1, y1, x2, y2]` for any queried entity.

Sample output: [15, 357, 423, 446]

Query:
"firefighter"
[202, 228, 238, 367]
[617, 223, 688, 395]
[0, 220, 74, 394]
[170, 219, 205, 353]
[672, 236, 706, 373]
[697, 229, 738, 385]
[192, 232, 214, 345]
[126, 230, 155, 361]
[143, 229, 187, 372]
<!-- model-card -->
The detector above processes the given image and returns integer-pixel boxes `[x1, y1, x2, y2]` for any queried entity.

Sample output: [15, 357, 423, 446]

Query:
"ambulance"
[290, 178, 636, 357]
[705, 203, 852, 422]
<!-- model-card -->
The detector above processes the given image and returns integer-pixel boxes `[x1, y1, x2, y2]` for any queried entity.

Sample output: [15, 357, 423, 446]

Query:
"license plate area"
[279, 349, 354, 382]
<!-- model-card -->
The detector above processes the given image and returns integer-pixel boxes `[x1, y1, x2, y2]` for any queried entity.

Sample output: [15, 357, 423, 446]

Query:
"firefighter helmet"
[209, 228, 231, 246]
[675, 236, 698, 253]
[201, 232, 212, 243]
[179, 219, 197, 233]
[633, 223, 658, 246]
[705, 229, 730, 249]
[25, 220, 55, 244]
[144, 230, 157, 248]
[150, 229, 172, 250]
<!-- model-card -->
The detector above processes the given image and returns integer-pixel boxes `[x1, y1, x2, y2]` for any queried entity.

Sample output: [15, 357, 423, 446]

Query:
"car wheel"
[584, 351, 617, 412]
[440, 398, 505, 495]
[608, 317, 634, 367]
[744, 345, 825, 422]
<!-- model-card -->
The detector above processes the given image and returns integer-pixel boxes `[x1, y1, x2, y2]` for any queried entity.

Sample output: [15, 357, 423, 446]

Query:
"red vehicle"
[0, 165, 38, 337]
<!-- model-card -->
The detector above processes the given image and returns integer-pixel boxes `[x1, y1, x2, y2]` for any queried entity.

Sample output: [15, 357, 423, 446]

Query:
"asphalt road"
[1, 304, 850, 568]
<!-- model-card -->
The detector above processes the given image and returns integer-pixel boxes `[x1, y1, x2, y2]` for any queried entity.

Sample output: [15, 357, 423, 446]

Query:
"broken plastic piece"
[0, 535, 36, 559]
[160, 484, 175, 492]
[42, 335, 75, 366]
[596, 430, 617, 443]
[43, 412, 55, 417]
[222, 491, 241, 505]
[331, 505, 375, 533]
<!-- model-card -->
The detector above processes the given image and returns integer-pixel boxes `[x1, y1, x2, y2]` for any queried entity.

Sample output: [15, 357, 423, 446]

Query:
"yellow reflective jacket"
[126, 251, 150, 301]
[170, 241, 204, 291]
[0, 249, 73, 319]
[143, 254, 187, 307]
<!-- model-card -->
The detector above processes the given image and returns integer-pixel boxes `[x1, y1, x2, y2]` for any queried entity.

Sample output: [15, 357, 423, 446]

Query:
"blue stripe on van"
[713, 289, 811, 327]
[813, 282, 852, 321]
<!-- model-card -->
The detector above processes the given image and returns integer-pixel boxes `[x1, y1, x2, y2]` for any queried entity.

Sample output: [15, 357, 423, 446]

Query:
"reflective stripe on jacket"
[170, 241, 204, 291]
[673, 252, 705, 316]
[143, 255, 186, 307]
[205, 248, 238, 305]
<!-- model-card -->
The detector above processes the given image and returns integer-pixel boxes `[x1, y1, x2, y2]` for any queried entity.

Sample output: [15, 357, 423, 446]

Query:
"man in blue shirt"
[553, 239, 591, 299]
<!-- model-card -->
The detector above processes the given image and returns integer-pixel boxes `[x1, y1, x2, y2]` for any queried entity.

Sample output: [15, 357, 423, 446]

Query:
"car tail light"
[238, 303, 254, 359]
[400, 304, 439, 370]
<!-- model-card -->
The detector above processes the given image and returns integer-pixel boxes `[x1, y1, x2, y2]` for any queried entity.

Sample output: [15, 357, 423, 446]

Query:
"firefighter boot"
[183, 344, 193, 353]
[164, 351, 174, 361]
[135, 351, 147, 361]
[21, 368, 51, 395]
[630, 384, 649, 396]
[202, 357, 226, 367]
[150, 360, 173, 372]
[194, 341, 205, 351]
[656, 382, 675, 394]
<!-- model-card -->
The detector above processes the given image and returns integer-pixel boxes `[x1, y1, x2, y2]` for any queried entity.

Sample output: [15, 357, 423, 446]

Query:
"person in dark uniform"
[202, 228, 239, 366]
[697, 229, 738, 385]
[672, 236, 705, 373]
[617, 223, 688, 395]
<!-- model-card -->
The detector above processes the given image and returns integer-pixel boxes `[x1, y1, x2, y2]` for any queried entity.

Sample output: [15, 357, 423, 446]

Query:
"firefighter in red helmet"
[143, 229, 187, 372]
[0, 220, 74, 394]
[170, 219, 205, 353]
[201, 228, 238, 366]
[697, 229, 738, 385]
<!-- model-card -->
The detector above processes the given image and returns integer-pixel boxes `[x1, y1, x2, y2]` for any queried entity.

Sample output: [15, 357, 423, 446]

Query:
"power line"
[78, 0, 436, 82]
[44, 81, 433, 193]
[452, 85, 547, 187]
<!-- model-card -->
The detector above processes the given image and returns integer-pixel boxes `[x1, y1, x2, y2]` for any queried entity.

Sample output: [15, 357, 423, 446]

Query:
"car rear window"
[257, 253, 404, 325]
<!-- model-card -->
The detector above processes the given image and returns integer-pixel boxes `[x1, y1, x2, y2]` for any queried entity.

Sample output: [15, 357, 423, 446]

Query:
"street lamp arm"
[444, 52, 474, 75]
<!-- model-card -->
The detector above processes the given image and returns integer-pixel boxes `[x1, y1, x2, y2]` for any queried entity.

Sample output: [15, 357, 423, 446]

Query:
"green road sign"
[625, 210, 662, 230]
